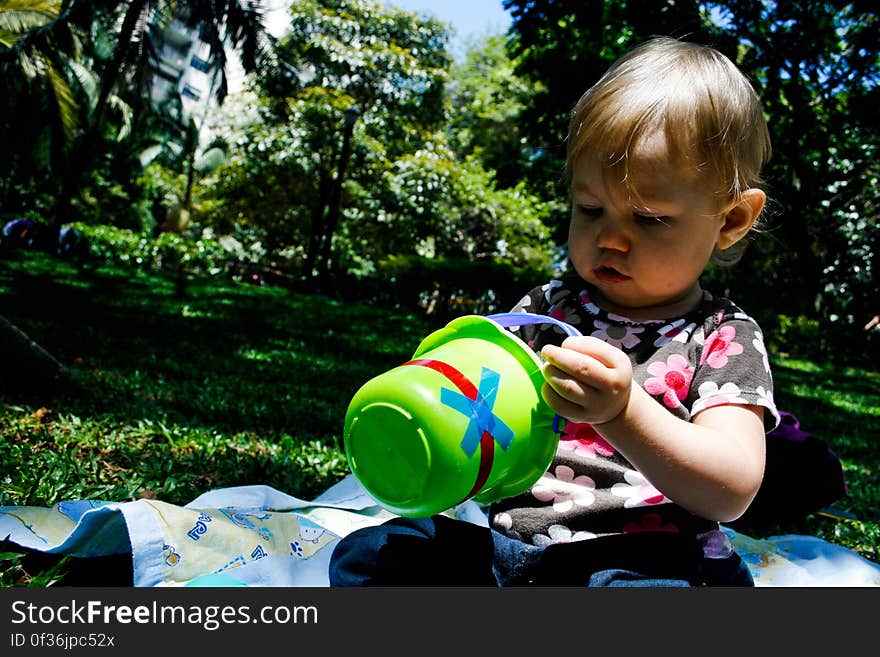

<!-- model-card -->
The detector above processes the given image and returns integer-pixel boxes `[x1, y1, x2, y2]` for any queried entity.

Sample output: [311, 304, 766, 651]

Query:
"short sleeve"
[688, 316, 780, 431]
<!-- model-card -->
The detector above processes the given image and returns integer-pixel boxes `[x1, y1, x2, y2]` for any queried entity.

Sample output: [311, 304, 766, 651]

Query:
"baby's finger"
[541, 382, 591, 424]
[541, 343, 607, 385]
[542, 362, 595, 404]
[560, 336, 629, 370]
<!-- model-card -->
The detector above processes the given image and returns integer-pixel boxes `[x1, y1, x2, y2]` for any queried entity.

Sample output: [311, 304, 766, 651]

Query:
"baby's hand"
[540, 336, 633, 426]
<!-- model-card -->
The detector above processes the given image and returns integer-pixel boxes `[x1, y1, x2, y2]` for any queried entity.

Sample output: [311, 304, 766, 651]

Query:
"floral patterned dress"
[489, 276, 780, 549]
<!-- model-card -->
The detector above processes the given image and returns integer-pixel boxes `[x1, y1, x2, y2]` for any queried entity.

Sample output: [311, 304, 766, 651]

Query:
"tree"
[85, 0, 270, 140]
[0, 0, 83, 213]
[55, 0, 272, 225]
[359, 140, 556, 267]
[197, 2, 558, 291]
[253, 0, 452, 284]
[446, 33, 538, 190]
[706, 1, 880, 332]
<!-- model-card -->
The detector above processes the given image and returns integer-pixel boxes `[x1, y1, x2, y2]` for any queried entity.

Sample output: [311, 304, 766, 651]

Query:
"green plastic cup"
[342, 313, 582, 517]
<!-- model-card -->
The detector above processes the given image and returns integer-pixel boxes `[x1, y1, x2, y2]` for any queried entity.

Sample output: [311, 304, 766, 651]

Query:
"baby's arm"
[540, 336, 765, 523]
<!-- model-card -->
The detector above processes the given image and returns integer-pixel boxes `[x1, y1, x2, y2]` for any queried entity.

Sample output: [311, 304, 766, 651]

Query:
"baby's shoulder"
[696, 292, 764, 334]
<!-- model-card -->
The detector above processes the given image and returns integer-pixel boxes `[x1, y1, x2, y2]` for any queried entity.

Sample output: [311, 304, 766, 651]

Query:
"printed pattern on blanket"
[1, 476, 878, 587]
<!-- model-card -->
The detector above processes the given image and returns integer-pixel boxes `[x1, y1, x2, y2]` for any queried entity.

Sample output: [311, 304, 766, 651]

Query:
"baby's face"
[567, 135, 729, 320]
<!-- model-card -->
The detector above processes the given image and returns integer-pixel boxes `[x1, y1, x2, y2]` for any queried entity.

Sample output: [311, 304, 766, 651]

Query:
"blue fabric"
[328, 514, 753, 587]
[2, 476, 876, 587]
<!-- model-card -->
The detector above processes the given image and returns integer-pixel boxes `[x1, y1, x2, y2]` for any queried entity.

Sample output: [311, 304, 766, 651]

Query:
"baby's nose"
[596, 219, 631, 252]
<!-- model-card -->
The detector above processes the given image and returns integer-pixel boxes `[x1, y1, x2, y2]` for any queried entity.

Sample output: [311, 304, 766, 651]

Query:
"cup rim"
[412, 315, 545, 395]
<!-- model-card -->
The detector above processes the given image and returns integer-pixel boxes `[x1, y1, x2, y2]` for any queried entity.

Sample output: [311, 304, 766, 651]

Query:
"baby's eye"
[576, 205, 603, 218]
[634, 213, 670, 226]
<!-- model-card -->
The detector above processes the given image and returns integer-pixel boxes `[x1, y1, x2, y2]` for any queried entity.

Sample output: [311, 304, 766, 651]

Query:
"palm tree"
[56, 0, 272, 224]
[138, 90, 220, 233]
[0, 0, 84, 208]
[0, 0, 79, 135]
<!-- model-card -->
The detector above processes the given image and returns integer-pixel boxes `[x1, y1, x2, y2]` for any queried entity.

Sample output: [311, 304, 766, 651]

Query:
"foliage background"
[4, 0, 876, 359]
[0, 0, 878, 579]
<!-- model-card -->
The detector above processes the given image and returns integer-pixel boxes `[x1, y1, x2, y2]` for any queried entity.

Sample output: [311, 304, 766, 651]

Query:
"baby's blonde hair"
[567, 37, 771, 221]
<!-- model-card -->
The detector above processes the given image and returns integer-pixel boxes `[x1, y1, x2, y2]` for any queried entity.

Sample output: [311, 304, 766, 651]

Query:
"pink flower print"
[548, 304, 579, 325]
[643, 354, 694, 408]
[654, 319, 697, 347]
[622, 513, 679, 534]
[700, 326, 744, 368]
[558, 421, 615, 458]
[611, 470, 670, 508]
[531, 465, 596, 512]
[532, 524, 596, 546]
[591, 319, 643, 349]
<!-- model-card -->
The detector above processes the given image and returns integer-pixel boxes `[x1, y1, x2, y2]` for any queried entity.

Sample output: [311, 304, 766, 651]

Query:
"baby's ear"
[717, 189, 766, 250]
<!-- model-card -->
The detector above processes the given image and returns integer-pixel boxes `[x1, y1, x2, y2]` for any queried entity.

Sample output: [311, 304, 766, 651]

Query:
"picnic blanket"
[2, 475, 879, 587]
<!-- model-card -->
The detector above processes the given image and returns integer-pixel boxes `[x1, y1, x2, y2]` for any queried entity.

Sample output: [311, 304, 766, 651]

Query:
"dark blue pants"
[328, 515, 754, 587]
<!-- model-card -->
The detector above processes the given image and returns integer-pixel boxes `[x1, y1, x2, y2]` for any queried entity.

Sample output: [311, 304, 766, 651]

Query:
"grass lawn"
[1, 249, 878, 584]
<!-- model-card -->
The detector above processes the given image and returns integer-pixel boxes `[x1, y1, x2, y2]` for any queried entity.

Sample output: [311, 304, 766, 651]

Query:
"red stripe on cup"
[403, 358, 495, 504]
[404, 358, 479, 399]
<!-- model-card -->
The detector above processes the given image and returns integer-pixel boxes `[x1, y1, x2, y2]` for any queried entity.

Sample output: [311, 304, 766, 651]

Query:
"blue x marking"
[440, 367, 514, 457]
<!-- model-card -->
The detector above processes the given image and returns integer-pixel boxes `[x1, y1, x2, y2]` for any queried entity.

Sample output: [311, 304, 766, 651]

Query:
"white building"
[148, 2, 289, 110]
[150, 17, 219, 116]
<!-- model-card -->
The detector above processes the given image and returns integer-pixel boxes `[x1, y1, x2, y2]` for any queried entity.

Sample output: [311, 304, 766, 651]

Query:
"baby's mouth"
[593, 266, 630, 283]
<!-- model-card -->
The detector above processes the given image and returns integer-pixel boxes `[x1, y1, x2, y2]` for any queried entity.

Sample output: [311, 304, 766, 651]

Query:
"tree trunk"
[316, 115, 357, 285]
[91, 0, 149, 134]
[56, 0, 150, 225]
[303, 168, 332, 282]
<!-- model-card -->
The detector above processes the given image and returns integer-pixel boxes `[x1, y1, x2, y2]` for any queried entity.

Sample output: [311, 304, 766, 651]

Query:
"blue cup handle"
[486, 312, 583, 337]
[487, 312, 583, 436]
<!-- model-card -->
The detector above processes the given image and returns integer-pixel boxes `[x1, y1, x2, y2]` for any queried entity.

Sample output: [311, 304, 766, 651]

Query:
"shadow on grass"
[0, 251, 438, 433]
[0, 251, 443, 503]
